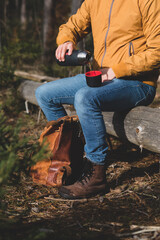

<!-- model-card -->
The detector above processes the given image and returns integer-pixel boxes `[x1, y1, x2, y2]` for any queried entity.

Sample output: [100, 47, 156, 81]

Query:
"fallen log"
[18, 79, 76, 115]
[18, 79, 160, 154]
[103, 108, 160, 153]
[18, 80, 43, 105]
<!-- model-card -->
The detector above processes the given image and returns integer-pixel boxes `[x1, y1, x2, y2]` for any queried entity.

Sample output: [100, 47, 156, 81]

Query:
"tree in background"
[42, 0, 71, 65]
[42, 0, 56, 65]
[71, 0, 83, 14]
[0, 0, 94, 76]
[0, 0, 73, 186]
[20, 0, 27, 31]
[0, 0, 72, 68]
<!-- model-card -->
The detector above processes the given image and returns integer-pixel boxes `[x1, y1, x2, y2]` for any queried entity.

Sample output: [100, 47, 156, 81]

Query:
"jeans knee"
[35, 84, 50, 105]
[74, 88, 93, 113]
[35, 85, 43, 102]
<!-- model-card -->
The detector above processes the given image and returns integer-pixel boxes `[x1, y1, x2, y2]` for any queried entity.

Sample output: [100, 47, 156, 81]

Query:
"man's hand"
[55, 42, 75, 62]
[100, 68, 116, 82]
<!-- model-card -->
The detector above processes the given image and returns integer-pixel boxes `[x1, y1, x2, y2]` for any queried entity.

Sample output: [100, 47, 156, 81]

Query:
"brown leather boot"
[58, 159, 109, 199]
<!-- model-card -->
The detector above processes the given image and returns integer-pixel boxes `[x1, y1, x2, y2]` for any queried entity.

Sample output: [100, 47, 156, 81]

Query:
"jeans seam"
[86, 98, 106, 152]
[90, 111, 101, 148]
[48, 96, 75, 102]
[135, 84, 151, 106]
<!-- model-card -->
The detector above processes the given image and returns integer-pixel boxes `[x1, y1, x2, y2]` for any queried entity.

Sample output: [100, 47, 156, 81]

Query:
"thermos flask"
[56, 50, 91, 66]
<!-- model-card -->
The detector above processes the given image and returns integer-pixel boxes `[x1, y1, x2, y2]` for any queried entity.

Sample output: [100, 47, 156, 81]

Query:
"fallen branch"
[14, 70, 59, 82]
[130, 225, 160, 231]
[116, 225, 160, 237]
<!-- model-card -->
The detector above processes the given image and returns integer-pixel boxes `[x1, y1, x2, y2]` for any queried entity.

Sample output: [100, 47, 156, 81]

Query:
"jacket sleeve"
[112, 0, 160, 78]
[56, 0, 91, 46]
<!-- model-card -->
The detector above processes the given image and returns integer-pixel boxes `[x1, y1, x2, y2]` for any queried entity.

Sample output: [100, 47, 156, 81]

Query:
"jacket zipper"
[101, 0, 115, 68]
[129, 41, 135, 56]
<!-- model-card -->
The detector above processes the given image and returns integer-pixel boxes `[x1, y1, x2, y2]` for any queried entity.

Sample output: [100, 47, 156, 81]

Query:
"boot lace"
[78, 160, 95, 185]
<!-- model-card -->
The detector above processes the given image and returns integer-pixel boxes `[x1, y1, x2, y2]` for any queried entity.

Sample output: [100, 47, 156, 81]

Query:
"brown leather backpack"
[30, 115, 84, 187]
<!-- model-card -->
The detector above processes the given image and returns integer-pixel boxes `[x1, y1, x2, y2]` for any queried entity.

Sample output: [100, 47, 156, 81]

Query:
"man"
[36, 0, 160, 199]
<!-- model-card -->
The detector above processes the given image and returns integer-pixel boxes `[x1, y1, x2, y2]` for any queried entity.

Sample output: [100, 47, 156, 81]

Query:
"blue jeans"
[35, 74, 156, 165]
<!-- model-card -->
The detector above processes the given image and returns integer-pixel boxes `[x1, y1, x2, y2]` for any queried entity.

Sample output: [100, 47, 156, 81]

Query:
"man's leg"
[74, 78, 156, 164]
[59, 78, 156, 199]
[35, 74, 87, 121]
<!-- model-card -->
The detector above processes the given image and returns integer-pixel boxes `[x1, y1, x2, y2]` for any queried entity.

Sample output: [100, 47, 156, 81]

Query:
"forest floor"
[0, 81, 160, 240]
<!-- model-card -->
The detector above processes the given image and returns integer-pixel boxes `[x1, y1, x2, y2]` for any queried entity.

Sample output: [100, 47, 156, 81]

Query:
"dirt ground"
[0, 83, 160, 240]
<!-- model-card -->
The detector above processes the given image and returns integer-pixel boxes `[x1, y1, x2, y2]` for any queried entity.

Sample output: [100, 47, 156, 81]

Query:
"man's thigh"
[38, 74, 87, 105]
[86, 78, 148, 112]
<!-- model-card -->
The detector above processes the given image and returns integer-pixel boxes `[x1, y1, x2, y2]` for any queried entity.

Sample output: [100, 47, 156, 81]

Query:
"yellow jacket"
[57, 0, 160, 86]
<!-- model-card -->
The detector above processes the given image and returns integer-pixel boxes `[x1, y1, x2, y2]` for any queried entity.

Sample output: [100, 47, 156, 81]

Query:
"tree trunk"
[15, 0, 19, 9]
[0, 0, 4, 53]
[71, 0, 85, 72]
[20, 0, 27, 30]
[4, 0, 8, 24]
[71, 0, 83, 14]
[42, 0, 56, 65]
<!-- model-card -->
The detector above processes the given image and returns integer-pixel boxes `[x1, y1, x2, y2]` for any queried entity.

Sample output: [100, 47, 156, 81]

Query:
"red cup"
[85, 71, 102, 87]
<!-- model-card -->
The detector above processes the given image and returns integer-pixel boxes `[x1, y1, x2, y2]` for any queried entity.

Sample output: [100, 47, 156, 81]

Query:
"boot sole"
[58, 187, 110, 200]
